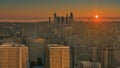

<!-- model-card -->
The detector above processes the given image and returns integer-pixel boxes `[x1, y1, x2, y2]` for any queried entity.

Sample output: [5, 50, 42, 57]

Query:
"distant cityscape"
[0, 12, 120, 68]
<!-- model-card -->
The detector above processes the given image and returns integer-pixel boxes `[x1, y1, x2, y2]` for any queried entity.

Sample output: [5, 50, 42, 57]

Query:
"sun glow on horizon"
[93, 14, 101, 23]
[95, 15, 99, 19]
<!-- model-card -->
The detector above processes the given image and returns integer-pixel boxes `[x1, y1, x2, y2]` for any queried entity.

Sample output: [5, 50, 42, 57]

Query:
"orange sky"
[0, 0, 120, 20]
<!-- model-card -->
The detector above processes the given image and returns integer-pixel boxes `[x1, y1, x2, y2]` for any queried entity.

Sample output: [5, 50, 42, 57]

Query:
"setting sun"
[95, 15, 99, 19]
[93, 15, 101, 23]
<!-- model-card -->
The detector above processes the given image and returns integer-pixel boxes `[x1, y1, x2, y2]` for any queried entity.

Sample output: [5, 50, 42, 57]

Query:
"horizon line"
[0, 17, 120, 20]
[0, 17, 120, 22]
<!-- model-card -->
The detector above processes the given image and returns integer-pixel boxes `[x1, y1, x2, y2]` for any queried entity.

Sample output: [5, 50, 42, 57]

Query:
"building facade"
[0, 43, 28, 68]
[46, 44, 70, 68]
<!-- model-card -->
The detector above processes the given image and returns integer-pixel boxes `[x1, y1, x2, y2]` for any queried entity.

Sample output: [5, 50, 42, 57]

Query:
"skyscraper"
[64, 27, 73, 41]
[66, 14, 69, 23]
[90, 46, 98, 62]
[53, 12, 74, 24]
[45, 44, 70, 68]
[69, 35, 90, 68]
[98, 47, 114, 68]
[54, 13, 57, 23]
[69, 12, 74, 22]
[0, 43, 28, 68]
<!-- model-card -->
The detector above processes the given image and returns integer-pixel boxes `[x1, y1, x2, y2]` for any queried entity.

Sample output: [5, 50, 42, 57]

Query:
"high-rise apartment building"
[45, 44, 70, 68]
[0, 43, 28, 68]
[98, 47, 114, 68]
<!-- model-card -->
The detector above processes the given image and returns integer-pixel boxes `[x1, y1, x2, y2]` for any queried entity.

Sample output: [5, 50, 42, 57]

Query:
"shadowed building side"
[26, 37, 47, 67]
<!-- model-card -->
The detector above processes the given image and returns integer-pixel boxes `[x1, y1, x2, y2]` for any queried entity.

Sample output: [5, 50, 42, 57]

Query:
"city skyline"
[0, 0, 120, 68]
[0, 0, 120, 20]
[0, 17, 120, 68]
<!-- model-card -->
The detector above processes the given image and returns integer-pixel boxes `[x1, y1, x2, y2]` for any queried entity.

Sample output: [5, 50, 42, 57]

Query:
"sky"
[0, 0, 120, 20]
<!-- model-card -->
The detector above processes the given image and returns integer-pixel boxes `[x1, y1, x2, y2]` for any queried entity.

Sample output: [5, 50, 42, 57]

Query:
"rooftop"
[48, 44, 69, 48]
[0, 43, 26, 47]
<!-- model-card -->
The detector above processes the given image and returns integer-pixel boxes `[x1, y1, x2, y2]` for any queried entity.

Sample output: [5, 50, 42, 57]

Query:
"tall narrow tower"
[48, 16, 51, 23]
[66, 14, 68, 23]
[69, 12, 73, 22]
[54, 13, 57, 23]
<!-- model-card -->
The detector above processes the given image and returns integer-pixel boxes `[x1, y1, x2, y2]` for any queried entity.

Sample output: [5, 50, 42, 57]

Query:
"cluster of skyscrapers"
[53, 12, 74, 24]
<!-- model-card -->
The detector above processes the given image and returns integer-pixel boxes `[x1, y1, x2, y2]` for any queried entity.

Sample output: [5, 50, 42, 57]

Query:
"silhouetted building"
[0, 43, 28, 68]
[56, 17, 61, 23]
[54, 13, 57, 23]
[48, 17, 51, 23]
[66, 14, 69, 23]
[69, 12, 74, 22]
[61, 16, 65, 23]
